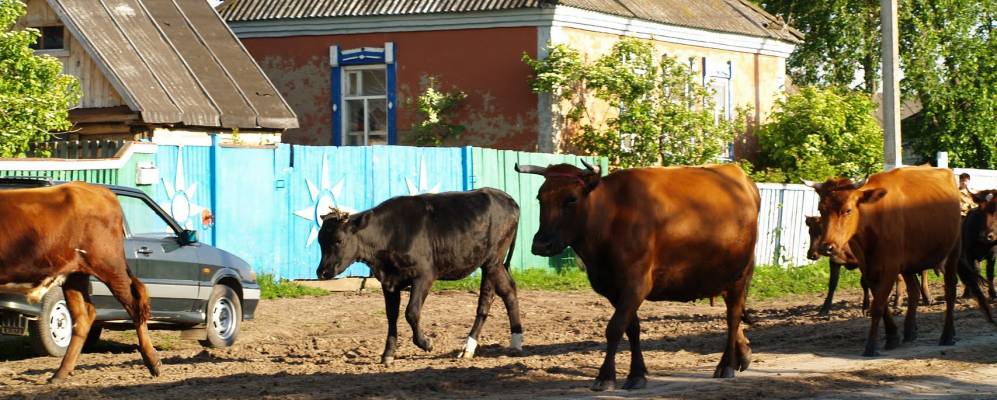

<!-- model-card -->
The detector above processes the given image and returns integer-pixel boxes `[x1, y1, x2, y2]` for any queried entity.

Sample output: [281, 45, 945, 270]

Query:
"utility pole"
[881, 0, 902, 169]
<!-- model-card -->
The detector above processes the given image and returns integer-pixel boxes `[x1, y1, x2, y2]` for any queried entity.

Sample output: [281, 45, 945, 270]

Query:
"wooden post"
[881, 0, 902, 169]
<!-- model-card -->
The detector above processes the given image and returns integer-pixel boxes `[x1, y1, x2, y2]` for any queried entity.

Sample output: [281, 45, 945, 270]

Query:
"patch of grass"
[258, 274, 330, 300]
[433, 267, 590, 292]
[749, 259, 863, 300]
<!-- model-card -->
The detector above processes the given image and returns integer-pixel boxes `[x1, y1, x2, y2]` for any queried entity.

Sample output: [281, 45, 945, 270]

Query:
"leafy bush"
[750, 86, 882, 183]
[524, 39, 745, 168]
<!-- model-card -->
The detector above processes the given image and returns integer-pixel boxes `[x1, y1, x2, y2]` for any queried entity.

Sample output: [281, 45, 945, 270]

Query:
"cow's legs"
[902, 272, 920, 343]
[381, 287, 401, 366]
[940, 253, 960, 345]
[892, 275, 906, 314]
[592, 292, 644, 391]
[621, 314, 647, 390]
[490, 265, 524, 353]
[101, 268, 160, 377]
[860, 277, 871, 314]
[460, 272, 496, 359]
[405, 278, 434, 352]
[50, 274, 96, 383]
[715, 263, 752, 378]
[987, 255, 996, 300]
[863, 274, 897, 357]
[818, 262, 843, 317]
[918, 270, 931, 305]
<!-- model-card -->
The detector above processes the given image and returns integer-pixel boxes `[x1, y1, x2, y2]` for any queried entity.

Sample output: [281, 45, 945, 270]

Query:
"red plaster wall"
[241, 27, 539, 150]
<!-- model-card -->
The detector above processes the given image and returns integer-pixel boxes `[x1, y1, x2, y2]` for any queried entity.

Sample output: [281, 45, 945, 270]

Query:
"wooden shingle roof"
[51, 0, 298, 130]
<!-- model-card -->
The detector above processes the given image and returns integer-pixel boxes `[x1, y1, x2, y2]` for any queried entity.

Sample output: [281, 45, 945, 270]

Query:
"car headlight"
[247, 269, 257, 282]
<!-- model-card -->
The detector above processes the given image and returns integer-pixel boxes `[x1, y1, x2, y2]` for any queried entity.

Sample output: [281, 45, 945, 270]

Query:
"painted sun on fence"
[294, 154, 356, 247]
[161, 152, 206, 230]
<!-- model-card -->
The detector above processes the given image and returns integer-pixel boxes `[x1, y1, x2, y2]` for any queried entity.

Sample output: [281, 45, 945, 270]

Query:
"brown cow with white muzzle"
[0, 182, 160, 383]
[807, 166, 993, 357]
[516, 160, 759, 391]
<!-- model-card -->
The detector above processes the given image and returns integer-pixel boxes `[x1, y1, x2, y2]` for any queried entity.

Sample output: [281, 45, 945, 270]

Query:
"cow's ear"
[582, 172, 600, 193]
[350, 212, 371, 233]
[805, 216, 819, 226]
[858, 188, 887, 204]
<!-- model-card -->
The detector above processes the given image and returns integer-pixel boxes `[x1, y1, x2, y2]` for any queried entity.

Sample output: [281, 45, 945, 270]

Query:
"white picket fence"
[755, 168, 997, 267]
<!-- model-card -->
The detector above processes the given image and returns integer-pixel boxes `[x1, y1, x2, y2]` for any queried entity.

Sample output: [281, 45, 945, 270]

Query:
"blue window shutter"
[387, 43, 397, 145]
[330, 45, 342, 146]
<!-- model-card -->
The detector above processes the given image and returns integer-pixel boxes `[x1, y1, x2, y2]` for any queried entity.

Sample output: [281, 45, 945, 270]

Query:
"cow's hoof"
[713, 366, 735, 378]
[48, 376, 64, 385]
[862, 349, 881, 357]
[622, 376, 647, 390]
[146, 360, 162, 377]
[416, 338, 434, 352]
[381, 356, 394, 367]
[903, 331, 918, 343]
[939, 337, 956, 346]
[885, 335, 900, 350]
[590, 379, 616, 391]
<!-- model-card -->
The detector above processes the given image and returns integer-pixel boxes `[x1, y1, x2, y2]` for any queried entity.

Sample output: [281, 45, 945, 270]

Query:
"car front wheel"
[200, 285, 241, 348]
[28, 289, 73, 357]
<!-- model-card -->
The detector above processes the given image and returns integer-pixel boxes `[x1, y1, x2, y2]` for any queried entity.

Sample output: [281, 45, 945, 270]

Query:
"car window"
[117, 194, 174, 236]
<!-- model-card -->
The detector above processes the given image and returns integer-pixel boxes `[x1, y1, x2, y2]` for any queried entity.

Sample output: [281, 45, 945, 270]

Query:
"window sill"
[34, 49, 69, 57]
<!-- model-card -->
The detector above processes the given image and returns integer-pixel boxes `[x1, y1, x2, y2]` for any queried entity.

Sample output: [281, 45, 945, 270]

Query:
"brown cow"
[0, 182, 160, 383]
[516, 161, 759, 391]
[808, 166, 992, 357]
[807, 215, 931, 317]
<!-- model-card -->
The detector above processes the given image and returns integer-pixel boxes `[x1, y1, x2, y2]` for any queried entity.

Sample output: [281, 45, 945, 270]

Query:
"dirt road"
[1, 283, 996, 399]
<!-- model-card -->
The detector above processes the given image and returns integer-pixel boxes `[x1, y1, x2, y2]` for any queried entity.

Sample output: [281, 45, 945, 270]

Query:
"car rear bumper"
[0, 294, 40, 316]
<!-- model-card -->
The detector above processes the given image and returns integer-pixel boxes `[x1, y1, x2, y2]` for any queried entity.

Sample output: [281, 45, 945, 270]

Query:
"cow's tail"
[503, 222, 517, 271]
[956, 253, 994, 324]
[127, 268, 152, 325]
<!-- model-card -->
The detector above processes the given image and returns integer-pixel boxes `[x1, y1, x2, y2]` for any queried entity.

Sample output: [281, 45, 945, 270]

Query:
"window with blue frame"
[330, 43, 397, 146]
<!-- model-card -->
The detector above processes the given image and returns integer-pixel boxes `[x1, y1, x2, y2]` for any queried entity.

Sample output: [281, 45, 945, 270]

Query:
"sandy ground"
[1, 282, 997, 399]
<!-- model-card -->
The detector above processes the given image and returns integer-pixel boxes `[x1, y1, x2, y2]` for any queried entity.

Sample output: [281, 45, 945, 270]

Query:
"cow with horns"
[0, 182, 160, 383]
[315, 188, 523, 366]
[515, 160, 760, 391]
[806, 166, 993, 357]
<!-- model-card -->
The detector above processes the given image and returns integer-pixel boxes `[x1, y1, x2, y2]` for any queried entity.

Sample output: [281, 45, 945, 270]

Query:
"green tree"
[900, 0, 996, 168]
[754, 0, 997, 168]
[752, 86, 883, 182]
[753, 1, 881, 94]
[524, 39, 744, 168]
[0, 0, 80, 157]
[409, 77, 467, 146]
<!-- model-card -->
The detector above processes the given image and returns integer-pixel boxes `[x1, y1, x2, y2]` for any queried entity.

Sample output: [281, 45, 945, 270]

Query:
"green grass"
[258, 274, 330, 299]
[433, 267, 591, 292]
[433, 260, 865, 301]
[749, 259, 863, 300]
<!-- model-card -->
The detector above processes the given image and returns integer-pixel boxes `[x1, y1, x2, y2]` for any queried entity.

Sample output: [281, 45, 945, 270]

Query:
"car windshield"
[117, 194, 174, 236]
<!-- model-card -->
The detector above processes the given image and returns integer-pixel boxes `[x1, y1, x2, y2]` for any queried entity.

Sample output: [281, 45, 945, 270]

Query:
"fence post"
[209, 134, 220, 246]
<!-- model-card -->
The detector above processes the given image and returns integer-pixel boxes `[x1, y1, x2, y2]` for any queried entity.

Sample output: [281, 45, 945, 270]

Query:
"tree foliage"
[751, 87, 883, 182]
[900, 0, 996, 168]
[409, 77, 467, 146]
[753, 0, 997, 168]
[0, 0, 80, 157]
[524, 39, 744, 168]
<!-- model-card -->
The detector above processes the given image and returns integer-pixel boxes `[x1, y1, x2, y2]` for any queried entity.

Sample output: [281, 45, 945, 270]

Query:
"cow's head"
[804, 216, 823, 261]
[973, 190, 997, 242]
[316, 208, 372, 280]
[514, 159, 601, 256]
[804, 177, 887, 263]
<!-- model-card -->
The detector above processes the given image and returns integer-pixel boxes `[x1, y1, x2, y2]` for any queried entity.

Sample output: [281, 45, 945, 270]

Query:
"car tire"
[28, 289, 73, 357]
[199, 285, 241, 348]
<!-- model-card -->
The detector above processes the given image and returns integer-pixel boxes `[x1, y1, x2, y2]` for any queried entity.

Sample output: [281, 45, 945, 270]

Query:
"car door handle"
[137, 247, 153, 256]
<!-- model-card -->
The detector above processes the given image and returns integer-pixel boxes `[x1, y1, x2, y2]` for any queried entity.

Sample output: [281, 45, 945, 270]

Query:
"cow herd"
[2, 162, 996, 392]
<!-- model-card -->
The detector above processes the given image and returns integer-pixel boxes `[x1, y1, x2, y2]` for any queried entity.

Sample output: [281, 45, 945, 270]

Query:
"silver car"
[0, 178, 260, 356]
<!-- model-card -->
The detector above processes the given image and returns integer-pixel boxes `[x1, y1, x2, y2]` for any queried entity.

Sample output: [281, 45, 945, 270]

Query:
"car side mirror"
[179, 229, 198, 245]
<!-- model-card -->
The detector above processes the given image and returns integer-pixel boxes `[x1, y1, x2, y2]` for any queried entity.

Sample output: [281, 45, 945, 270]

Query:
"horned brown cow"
[516, 161, 759, 391]
[809, 166, 993, 357]
[807, 215, 931, 317]
[0, 182, 160, 383]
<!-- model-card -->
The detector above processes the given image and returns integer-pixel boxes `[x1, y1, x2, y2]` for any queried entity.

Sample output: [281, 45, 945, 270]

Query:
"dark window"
[29, 26, 65, 50]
